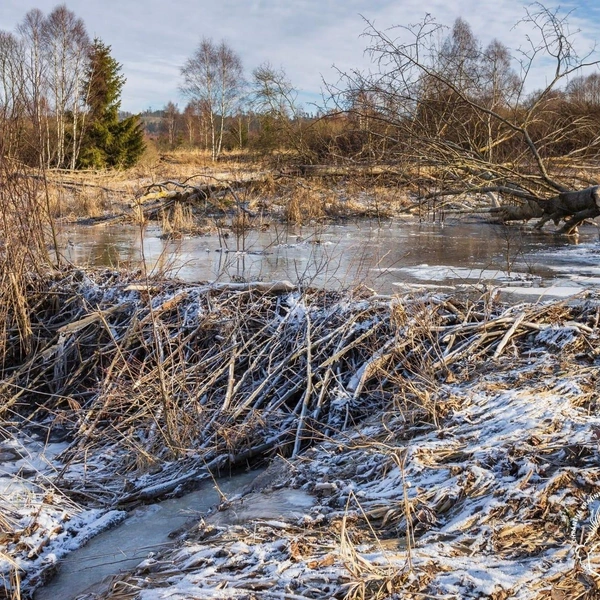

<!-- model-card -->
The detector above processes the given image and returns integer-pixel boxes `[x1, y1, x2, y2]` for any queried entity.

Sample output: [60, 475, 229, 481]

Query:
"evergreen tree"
[79, 38, 145, 168]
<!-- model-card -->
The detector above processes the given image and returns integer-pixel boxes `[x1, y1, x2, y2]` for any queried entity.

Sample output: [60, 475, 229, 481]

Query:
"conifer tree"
[79, 38, 145, 168]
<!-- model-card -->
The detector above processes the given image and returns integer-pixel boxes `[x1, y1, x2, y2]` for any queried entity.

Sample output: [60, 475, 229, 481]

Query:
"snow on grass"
[102, 322, 600, 599]
[5, 273, 600, 599]
[0, 432, 126, 594]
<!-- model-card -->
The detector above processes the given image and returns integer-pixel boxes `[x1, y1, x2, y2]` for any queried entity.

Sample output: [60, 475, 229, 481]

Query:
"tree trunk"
[501, 185, 600, 234]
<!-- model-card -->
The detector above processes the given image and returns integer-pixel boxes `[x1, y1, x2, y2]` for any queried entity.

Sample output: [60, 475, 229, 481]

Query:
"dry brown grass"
[160, 203, 201, 238]
[230, 211, 251, 236]
[27, 149, 418, 230]
[0, 160, 54, 365]
[284, 186, 326, 224]
[0, 159, 57, 600]
[4, 261, 600, 597]
[147, 148, 267, 181]
[0, 552, 21, 600]
[130, 201, 147, 226]
[277, 176, 410, 225]
[45, 184, 116, 219]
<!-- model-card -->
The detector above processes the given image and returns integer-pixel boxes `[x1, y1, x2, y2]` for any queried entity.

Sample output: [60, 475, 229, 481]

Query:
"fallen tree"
[429, 184, 600, 234]
[134, 173, 268, 218]
[331, 4, 600, 233]
[515, 184, 600, 234]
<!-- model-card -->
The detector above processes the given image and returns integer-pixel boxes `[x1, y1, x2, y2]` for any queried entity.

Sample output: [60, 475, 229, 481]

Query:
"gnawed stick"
[493, 312, 526, 358]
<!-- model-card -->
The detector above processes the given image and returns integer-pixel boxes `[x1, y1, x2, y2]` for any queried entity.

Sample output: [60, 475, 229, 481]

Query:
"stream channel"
[34, 469, 315, 600]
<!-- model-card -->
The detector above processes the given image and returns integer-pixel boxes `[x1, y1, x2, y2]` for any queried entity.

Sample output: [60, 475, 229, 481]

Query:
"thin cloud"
[1, 0, 599, 111]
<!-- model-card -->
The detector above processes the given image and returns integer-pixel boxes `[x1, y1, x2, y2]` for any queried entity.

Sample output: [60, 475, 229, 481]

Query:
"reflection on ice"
[59, 220, 600, 294]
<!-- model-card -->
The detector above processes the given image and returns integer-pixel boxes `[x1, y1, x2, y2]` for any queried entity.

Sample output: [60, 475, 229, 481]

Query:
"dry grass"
[130, 201, 147, 226]
[160, 203, 203, 238]
[45, 184, 115, 219]
[279, 177, 408, 225]
[230, 211, 251, 236]
[0, 159, 56, 600]
[31, 149, 415, 227]
[0, 160, 54, 366]
[284, 185, 326, 224]
[0, 552, 21, 600]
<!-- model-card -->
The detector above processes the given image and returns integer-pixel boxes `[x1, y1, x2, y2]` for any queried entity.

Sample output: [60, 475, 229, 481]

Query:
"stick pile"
[2, 269, 598, 509]
[2, 269, 600, 598]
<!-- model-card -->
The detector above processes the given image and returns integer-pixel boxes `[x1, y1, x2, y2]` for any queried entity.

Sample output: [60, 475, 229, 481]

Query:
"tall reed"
[0, 155, 55, 370]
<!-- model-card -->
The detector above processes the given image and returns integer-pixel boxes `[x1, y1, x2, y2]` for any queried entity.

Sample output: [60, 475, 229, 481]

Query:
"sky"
[1, 0, 600, 113]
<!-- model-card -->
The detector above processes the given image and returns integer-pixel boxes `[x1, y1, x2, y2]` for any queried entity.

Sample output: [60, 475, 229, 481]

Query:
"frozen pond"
[60, 219, 600, 297]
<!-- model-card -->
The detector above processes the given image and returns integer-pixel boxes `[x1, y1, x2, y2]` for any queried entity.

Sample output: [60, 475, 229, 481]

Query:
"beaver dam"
[1, 269, 600, 599]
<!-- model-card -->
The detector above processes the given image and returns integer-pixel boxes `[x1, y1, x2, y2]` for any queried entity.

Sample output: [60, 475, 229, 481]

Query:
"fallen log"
[538, 186, 600, 234]
[416, 182, 600, 233]
[501, 185, 600, 233]
[498, 199, 544, 222]
[291, 164, 406, 178]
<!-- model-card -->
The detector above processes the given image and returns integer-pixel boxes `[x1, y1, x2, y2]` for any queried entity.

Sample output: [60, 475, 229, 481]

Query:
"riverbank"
[42, 157, 412, 227]
[1, 269, 600, 598]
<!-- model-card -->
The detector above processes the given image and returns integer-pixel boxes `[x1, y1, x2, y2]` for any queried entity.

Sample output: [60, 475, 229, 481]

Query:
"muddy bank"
[1, 269, 600, 598]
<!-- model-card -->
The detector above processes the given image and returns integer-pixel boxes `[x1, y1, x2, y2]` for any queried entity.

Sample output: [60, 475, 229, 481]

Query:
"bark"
[288, 164, 405, 177]
[499, 200, 544, 222]
[536, 186, 600, 232]
[501, 185, 600, 234]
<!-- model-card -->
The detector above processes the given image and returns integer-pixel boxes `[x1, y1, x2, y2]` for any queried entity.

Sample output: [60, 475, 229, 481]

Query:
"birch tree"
[180, 38, 244, 160]
[17, 9, 48, 165]
[42, 4, 89, 168]
[251, 62, 305, 152]
[0, 31, 26, 158]
[182, 101, 198, 145]
[162, 101, 180, 148]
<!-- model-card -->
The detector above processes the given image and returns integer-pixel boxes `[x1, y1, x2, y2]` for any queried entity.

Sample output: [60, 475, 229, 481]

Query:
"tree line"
[148, 45, 312, 162]
[2, 1, 600, 194]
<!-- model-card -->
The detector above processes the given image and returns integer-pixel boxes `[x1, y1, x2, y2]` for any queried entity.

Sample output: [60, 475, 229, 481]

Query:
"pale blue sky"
[1, 0, 599, 113]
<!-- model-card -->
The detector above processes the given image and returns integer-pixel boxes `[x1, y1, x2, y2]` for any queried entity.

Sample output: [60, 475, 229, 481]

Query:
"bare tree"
[180, 38, 244, 161]
[438, 18, 481, 93]
[251, 62, 306, 153]
[479, 39, 521, 162]
[182, 101, 198, 145]
[567, 72, 600, 106]
[162, 101, 180, 148]
[0, 31, 26, 158]
[42, 4, 89, 168]
[334, 4, 600, 233]
[17, 9, 49, 165]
